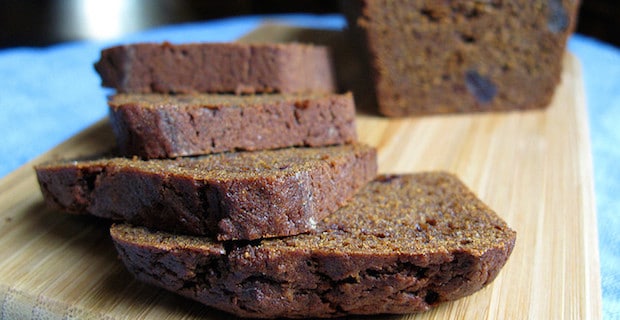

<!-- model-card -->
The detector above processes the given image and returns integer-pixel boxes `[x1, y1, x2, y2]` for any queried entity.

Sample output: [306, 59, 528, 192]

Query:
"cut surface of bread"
[341, 0, 580, 116]
[35, 144, 377, 240]
[111, 172, 516, 318]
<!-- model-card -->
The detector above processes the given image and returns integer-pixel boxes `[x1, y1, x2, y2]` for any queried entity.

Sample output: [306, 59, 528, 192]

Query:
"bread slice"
[35, 144, 377, 241]
[341, 0, 580, 116]
[94, 42, 336, 94]
[108, 92, 357, 159]
[110, 172, 516, 318]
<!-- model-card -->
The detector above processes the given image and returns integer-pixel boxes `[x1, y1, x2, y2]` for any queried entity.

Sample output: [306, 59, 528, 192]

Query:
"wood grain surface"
[0, 25, 601, 319]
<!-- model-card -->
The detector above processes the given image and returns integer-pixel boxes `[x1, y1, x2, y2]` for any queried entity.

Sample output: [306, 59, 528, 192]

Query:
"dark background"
[0, 0, 618, 49]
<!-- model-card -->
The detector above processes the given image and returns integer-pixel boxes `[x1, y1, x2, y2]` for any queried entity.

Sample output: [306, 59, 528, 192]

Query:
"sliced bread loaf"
[108, 92, 357, 159]
[35, 144, 377, 240]
[110, 172, 516, 318]
[341, 0, 580, 116]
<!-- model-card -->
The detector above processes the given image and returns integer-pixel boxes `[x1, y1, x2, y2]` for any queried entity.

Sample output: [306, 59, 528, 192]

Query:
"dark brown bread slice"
[108, 92, 357, 159]
[94, 42, 336, 94]
[341, 0, 580, 116]
[35, 144, 377, 240]
[110, 172, 516, 318]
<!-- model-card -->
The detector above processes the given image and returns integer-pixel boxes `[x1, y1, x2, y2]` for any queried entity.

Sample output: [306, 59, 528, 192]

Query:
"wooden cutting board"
[0, 25, 601, 319]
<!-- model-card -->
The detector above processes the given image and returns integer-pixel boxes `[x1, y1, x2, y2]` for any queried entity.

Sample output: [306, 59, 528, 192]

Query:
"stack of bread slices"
[35, 41, 516, 318]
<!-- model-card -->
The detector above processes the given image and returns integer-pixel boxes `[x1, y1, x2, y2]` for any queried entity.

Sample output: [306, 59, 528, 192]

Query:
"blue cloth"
[568, 36, 620, 319]
[0, 14, 617, 319]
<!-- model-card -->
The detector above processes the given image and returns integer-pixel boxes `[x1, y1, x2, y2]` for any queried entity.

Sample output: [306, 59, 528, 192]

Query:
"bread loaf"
[342, 0, 580, 116]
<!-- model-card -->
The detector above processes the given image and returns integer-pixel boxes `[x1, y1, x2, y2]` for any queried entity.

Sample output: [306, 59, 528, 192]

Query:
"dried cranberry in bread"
[108, 92, 357, 159]
[94, 42, 336, 94]
[110, 172, 516, 318]
[341, 0, 580, 116]
[35, 144, 377, 240]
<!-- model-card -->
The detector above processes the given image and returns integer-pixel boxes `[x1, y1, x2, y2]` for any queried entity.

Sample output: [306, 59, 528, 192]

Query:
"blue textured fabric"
[568, 36, 620, 320]
[0, 14, 617, 319]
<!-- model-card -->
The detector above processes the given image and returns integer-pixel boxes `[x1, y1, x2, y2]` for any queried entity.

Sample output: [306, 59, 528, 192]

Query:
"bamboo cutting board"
[0, 25, 601, 319]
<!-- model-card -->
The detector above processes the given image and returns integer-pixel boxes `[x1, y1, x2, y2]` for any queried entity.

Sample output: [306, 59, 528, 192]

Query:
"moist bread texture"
[35, 144, 377, 240]
[341, 0, 580, 116]
[94, 42, 336, 94]
[108, 92, 357, 159]
[110, 172, 516, 318]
